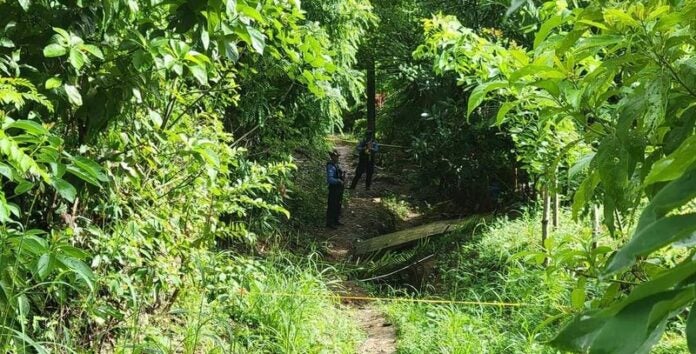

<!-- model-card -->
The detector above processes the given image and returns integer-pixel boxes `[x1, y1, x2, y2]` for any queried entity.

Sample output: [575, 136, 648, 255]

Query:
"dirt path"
[325, 140, 399, 354]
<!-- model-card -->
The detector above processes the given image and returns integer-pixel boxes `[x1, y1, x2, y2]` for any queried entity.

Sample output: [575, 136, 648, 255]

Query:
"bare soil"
[322, 140, 399, 354]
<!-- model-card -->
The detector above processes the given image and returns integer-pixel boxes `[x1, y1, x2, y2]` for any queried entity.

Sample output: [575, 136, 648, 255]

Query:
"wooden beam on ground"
[353, 215, 484, 255]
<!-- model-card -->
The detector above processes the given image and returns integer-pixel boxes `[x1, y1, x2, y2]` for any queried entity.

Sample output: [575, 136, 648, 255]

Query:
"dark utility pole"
[367, 57, 376, 132]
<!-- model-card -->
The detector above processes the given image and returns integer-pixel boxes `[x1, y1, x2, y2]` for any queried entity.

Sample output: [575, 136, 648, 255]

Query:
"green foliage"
[106, 251, 361, 353]
[383, 211, 688, 353]
[416, 1, 696, 352]
[0, 0, 374, 350]
[381, 194, 415, 221]
[365, 1, 525, 207]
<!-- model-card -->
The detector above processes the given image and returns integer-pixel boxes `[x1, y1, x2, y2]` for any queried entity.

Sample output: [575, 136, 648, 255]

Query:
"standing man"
[326, 149, 345, 229]
[349, 130, 379, 190]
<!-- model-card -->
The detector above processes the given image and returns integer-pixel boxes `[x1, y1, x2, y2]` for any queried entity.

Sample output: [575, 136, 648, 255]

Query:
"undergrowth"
[106, 251, 361, 353]
[378, 211, 689, 353]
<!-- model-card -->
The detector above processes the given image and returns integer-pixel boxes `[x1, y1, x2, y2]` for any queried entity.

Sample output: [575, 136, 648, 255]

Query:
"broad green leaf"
[495, 101, 516, 126]
[574, 35, 623, 53]
[184, 50, 212, 66]
[688, 302, 696, 353]
[45, 77, 62, 89]
[57, 245, 89, 260]
[148, 109, 163, 128]
[7, 120, 48, 136]
[639, 168, 696, 229]
[552, 287, 693, 353]
[69, 48, 86, 71]
[531, 79, 560, 97]
[569, 153, 595, 179]
[535, 15, 564, 49]
[590, 289, 691, 354]
[53, 178, 77, 202]
[226, 0, 237, 16]
[10, 235, 48, 255]
[246, 26, 266, 54]
[0, 37, 13, 48]
[223, 39, 239, 62]
[599, 283, 620, 306]
[64, 84, 82, 106]
[189, 64, 208, 85]
[506, 0, 527, 17]
[43, 43, 66, 57]
[624, 259, 696, 304]
[37, 253, 54, 280]
[81, 44, 104, 60]
[0, 163, 13, 179]
[572, 172, 600, 218]
[647, 5, 671, 21]
[577, 19, 609, 30]
[467, 81, 507, 119]
[604, 9, 639, 27]
[0, 197, 10, 223]
[509, 65, 565, 83]
[238, 3, 265, 23]
[13, 180, 34, 196]
[52, 27, 70, 41]
[201, 28, 210, 50]
[57, 255, 95, 292]
[7, 203, 19, 218]
[571, 288, 585, 310]
[644, 135, 696, 185]
[18, 0, 31, 11]
[606, 213, 696, 274]
[66, 165, 101, 187]
[71, 156, 108, 183]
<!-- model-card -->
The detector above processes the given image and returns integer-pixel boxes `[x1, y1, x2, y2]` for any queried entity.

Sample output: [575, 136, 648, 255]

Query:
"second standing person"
[349, 130, 379, 190]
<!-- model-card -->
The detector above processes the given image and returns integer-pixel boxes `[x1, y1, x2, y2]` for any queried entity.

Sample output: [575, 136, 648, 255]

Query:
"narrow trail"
[324, 141, 401, 354]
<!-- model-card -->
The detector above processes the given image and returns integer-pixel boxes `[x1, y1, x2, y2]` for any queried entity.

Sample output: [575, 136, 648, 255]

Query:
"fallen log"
[352, 215, 485, 255]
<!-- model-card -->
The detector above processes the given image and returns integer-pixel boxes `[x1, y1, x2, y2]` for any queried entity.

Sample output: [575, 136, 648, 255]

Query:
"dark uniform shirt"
[326, 161, 344, 185]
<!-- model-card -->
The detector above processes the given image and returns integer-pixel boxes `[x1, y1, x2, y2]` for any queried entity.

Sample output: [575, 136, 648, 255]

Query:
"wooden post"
[542, 187, 550, 266]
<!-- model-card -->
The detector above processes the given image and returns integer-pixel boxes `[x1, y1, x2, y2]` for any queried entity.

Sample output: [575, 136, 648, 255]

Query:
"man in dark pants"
[326, 149, 345, 229]
[349, 130, 379, 190]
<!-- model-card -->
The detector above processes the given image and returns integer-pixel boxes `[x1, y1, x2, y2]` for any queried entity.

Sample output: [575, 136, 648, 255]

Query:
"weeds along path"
[323, 139, 402, 354]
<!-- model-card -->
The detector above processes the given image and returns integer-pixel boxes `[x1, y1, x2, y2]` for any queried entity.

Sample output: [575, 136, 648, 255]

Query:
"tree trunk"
[367, 58, 376, 132]
[592, 205, 601, 249]
[542, 187, 550, 266]
[552, 178, 559, 230]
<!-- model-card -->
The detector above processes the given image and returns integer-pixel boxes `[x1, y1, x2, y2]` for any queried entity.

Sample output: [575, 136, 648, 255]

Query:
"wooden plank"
[353, 215, 483, 255]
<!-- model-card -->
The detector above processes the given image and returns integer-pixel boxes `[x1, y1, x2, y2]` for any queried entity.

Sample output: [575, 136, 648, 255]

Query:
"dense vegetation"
[0, 0, 371, 350]
[1, 0, 695, 353]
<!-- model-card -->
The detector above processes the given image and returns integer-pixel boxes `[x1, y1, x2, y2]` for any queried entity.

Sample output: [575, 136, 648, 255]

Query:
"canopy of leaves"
[416, 0, 696, 352]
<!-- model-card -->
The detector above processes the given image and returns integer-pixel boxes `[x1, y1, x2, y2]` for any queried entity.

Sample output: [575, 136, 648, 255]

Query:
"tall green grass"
[379, 211, 689, 353]
[102, 251, 361, 353]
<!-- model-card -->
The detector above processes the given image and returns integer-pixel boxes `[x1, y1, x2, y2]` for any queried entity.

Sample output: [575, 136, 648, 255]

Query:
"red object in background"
[376, 93, 386, 110]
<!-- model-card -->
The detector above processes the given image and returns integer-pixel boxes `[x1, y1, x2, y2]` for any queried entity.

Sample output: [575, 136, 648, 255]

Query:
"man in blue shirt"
[326, 149, 345, 229]
[349, 130, 379, 190]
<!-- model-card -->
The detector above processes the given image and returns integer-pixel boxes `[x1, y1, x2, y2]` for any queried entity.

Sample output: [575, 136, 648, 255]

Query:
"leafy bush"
[417, 1, 696, 350]
[383, 212, 688, 353]
[102, 251, 361, 353]
[0, 0, 374, 350]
